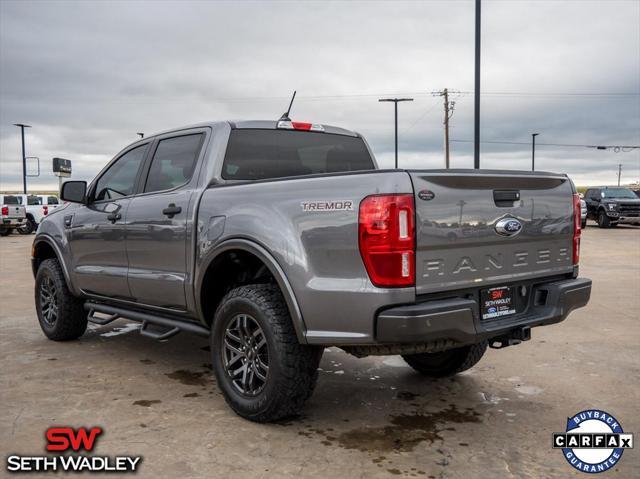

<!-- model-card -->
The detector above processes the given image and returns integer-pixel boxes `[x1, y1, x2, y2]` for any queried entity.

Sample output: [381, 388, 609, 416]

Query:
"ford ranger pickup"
[31, 120, 592, 422]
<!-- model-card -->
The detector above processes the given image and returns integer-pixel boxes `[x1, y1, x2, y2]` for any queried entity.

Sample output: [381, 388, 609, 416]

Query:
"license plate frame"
[481, 285, 516, 320]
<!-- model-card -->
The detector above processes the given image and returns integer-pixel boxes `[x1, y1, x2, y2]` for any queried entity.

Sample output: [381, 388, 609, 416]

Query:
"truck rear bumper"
[376, 277, 592, 344]
[2, 218, 24, 227]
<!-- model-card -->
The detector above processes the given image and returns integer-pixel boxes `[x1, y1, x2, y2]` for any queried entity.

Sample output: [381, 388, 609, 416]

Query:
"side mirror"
[61, 181, 87, 204]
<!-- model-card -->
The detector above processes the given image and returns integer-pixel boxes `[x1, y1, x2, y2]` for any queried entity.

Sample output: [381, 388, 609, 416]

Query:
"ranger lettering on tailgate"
[423, 247, 571, 277]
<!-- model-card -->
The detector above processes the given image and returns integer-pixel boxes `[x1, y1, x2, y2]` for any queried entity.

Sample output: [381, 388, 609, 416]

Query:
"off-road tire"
[0, 228, 11, 236]
[18, 217, 36, 235]
[597, 210, 611, 228]
[402, 341, 488, 378]
[211, 284, 323, 422]
[35, 258, 87, 340]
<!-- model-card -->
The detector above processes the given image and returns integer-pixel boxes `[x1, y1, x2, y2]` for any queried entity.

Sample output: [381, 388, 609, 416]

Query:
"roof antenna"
[279, 91, 297, 121]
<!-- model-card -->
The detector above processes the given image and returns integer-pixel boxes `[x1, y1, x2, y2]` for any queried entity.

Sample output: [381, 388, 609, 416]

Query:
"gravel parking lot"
[1, 225, 638, 478]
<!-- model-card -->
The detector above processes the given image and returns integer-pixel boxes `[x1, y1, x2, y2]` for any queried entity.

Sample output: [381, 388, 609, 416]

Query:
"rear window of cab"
[222, 129, 375, 180]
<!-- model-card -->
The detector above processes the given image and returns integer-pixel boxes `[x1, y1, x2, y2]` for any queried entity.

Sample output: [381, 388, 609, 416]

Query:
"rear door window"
[222, 129, 375, 180]
[143, 134, 203, 193]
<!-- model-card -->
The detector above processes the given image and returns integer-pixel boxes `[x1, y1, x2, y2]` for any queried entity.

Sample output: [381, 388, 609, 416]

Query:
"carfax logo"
[5, 426, 142, 473]
[553, 410, 634, 473]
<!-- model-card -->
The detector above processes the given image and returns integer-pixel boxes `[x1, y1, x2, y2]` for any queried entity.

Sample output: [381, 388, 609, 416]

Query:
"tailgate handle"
[494, 190, 520, 207]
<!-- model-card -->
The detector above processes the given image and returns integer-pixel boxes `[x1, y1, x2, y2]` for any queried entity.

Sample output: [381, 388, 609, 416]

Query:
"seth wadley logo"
[553, 410, 634, 474]
[6, 426, 142, 473]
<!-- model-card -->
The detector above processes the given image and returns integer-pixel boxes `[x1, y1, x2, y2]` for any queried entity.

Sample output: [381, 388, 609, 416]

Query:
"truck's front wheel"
[35, 258, 87, 340]
[211, 284, 322, 422]
[402, 341, 488, 378]
[597, 210, 611, 228]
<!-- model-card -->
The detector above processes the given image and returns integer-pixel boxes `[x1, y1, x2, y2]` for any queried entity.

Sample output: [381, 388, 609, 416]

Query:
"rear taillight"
[43, 206, 49, 215]
[572, 193, 581, 265]
[358, 194, 415, 287]
[1, 206, 8, 216]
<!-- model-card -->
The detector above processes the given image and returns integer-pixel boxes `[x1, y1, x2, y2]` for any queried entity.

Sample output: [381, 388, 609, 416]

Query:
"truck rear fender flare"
[196, 238, 307, 343]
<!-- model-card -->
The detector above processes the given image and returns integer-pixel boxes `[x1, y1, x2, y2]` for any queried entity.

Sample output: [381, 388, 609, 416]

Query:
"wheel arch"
[196, 238, 307, 343]
[32, 236, 77, 295]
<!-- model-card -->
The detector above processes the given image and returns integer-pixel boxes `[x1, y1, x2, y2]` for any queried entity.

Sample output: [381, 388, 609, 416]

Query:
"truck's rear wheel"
[211, 284, 322, 422]
[402, 341, 488, 378]
[0, 227, 11, 236]
[18, 217, 36, 234]
[597, 210, 611, 228]
[35, 259, 87, 340]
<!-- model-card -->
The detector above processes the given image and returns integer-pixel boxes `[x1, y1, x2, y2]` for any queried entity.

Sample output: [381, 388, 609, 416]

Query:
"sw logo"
[46, 426, 103, 452]
[553, 410, 634, 473]
[491, 289, 505, 300]
[5, 426, 141, 473]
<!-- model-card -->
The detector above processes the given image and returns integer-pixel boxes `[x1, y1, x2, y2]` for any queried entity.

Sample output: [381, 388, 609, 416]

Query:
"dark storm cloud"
[0, 0, 638, 190]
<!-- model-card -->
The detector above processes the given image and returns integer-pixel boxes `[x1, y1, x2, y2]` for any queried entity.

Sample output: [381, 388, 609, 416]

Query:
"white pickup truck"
[13, 194, 61, 234]
[0, 194, 26, 236]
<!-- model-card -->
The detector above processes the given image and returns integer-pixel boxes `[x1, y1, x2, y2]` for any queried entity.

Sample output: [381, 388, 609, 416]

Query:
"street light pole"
[531, 133, 539, 171]
[473, 0, 481, 169]
[378, 98, 414, 168]
[617, 163, 622, 186]
[13, 123, 31, 194]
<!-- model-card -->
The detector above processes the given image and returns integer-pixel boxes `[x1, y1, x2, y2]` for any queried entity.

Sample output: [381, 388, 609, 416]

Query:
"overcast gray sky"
[1, 0, 639, 190]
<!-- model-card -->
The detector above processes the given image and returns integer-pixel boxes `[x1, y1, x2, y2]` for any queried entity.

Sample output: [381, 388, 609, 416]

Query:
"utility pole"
[473, 0, 481, 169]
[378, 98, 414, 168]
[434, 89, 456, 168]
[13, 123, 31, 194]
[531, 133, 539, 171]
[617, 164, 622, 186]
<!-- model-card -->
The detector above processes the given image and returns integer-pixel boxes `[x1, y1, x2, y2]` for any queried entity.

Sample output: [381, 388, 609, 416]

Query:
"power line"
[6, 91, 638, 105]
[450, 139, 640, 150]
[457, 91, 640, 97]
[400, 99, 442, 134]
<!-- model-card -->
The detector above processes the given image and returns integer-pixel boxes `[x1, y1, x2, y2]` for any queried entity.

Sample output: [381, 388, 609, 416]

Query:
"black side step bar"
[85, 302, 210, 338]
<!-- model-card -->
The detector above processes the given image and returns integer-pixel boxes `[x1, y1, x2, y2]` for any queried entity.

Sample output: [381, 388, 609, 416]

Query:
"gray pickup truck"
[32, 120, 592, 422]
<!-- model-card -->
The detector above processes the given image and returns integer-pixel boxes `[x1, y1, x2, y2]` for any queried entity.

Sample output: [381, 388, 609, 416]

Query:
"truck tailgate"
[408, 170, 575, 295]
[2, 205, 25, 219]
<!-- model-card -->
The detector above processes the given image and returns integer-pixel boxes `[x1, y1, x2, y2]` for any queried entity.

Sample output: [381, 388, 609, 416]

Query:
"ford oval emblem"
[495, 218, 523, 237]
[418, 190, 435, 201]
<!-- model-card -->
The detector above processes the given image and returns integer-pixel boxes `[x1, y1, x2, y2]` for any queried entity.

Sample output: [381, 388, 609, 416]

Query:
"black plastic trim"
[376, 277, 592, 345]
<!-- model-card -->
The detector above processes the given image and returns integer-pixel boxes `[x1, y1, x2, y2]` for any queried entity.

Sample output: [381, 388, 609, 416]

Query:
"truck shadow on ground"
[72, 320, 499, 474]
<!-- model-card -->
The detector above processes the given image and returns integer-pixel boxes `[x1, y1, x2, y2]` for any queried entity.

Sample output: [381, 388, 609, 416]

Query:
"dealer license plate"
[481, 286, 516, 320]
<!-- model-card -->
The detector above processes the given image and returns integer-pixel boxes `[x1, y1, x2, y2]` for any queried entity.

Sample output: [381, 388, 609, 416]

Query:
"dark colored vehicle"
[31, 120, 592, 422]
[583, 186, 640, 228]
